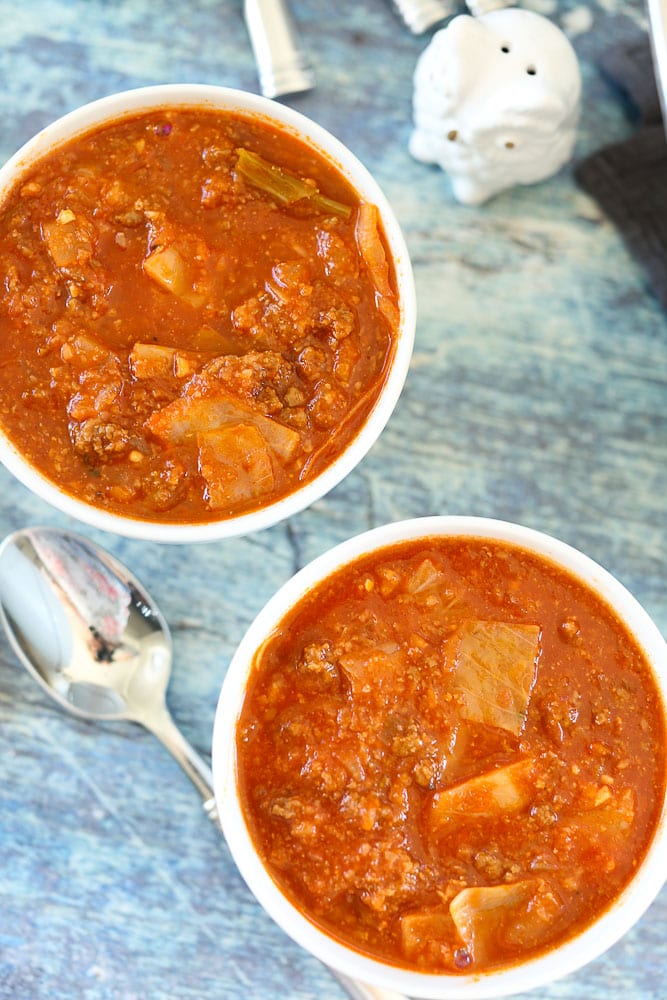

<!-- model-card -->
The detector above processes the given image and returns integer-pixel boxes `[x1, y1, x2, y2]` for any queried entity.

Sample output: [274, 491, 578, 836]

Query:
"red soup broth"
[0, 108, 399, 523]
[236, 536, 666, 974]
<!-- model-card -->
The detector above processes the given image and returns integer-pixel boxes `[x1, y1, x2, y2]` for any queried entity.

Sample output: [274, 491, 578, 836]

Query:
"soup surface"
[237, 537, 666, 973]
[0, 108, 399, 522]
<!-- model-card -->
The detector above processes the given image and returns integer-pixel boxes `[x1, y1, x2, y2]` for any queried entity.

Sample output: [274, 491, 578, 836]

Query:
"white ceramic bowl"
[212, 515, 667, 999]
[0, 85, 416, 543]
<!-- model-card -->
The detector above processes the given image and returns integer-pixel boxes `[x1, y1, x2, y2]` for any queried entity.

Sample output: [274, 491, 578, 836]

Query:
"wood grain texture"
[0, 1, 665, 997]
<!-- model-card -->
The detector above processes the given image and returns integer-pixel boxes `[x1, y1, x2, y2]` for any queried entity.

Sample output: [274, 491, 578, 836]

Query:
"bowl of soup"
[0, 85, 415, 542]
[212, 515, 667, 998]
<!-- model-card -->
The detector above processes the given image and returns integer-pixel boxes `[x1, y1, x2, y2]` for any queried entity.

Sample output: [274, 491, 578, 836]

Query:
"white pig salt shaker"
[409, 7, 582, 205]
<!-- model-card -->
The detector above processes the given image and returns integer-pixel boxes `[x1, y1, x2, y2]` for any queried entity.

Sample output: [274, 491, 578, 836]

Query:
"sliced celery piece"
[235, 148, 351, 220]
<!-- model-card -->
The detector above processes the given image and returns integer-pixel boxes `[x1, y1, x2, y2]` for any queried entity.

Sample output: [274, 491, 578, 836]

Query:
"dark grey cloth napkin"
[575, 34, 667, 310]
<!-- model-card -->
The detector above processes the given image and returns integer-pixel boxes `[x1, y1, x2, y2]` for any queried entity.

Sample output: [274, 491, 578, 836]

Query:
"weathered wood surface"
[0, 1, 665, 997]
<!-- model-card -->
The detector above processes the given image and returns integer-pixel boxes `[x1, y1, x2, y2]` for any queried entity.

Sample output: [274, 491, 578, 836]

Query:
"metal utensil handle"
[141, 705, 221, 826]
[244, 0, 315, 98]
[145, 709, 409, 1000]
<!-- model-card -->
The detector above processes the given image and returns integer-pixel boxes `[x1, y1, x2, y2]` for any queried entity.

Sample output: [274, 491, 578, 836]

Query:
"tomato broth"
[0, 108, 399, 523]
[236, 536, 666, 974]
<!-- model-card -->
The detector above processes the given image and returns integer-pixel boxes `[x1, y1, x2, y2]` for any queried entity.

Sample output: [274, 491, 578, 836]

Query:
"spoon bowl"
[0, 526, 171, 719]
[0, 524, 403, 1000]
[0, 525, 216, 814]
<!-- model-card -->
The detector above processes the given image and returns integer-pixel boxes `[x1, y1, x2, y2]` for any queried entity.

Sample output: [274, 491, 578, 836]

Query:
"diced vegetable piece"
[566, 786, 635, 841]
[190, 325, 240, 353]
[61, 333, 119, 368]
[339, 644, 405, 698]
[146, 394, 227, 441]
[430, 758, 534, 827]
[235, 148, 352, 220]
[249, 413, 299, 462]
[354, 202, 400, 328]
[198, 424, 275, 509]
[436, 724, 470, 785]
[400, 908, 458, 966]
[406, 558, 444, 595]
[147, 387, 300, 461]
[144, 245, 186, 294]
[450, 879, 561, 965]
[43, 211, 93, 270]
[61, 335, 124, 422]
[143, 245, 204, 306]
[449, 621, 541, 736]
[129, 343, 205, 379]
[555, 788, 636, 878]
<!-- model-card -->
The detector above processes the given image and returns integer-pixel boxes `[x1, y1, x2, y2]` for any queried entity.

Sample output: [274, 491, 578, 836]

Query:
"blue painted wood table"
[0, 1, 665, 997]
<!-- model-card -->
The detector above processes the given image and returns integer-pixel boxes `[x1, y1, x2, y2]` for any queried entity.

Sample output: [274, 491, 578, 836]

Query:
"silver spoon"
[0, 526, 407, 1000]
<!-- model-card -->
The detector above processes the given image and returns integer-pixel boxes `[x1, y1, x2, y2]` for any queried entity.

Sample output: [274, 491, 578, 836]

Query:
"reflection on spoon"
[0, 526, 217, 816]
[0, 526, 406, 1000]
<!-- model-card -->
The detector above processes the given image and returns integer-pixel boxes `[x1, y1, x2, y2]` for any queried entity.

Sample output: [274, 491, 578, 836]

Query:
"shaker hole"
[447, 129, 458, 141]
[500, 44, 511, 53]
[526, 65, 537, 75]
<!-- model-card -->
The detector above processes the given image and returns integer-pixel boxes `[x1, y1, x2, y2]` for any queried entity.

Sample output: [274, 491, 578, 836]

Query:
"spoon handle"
[142, 705, 220, 826]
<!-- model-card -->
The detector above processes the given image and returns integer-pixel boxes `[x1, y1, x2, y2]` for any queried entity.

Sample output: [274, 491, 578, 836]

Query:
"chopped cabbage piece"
[355, 202, 399, 328]
[129, 343, 205, 379]
[450, 879, 561, 965]
[61, 333, 118, 369]
[400, 908, 457, 967]
[43, 211, 93, 271]
[143, 245, 204, 307]
[565, 786, 635, 847]
[430, 758, 534, 827]
[450, 621, 541, 735]
[198, 423, 274, 508]
[147, 387, 300, 461]
[405, 558, 444, 595]
[190, 325, 239, 353]
[339, 643, 405, 698]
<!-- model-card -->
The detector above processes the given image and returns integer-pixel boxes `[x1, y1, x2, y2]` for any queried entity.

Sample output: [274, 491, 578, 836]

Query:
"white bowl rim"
[0, 84, 416, 543]
[212, 514, 667, 999]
